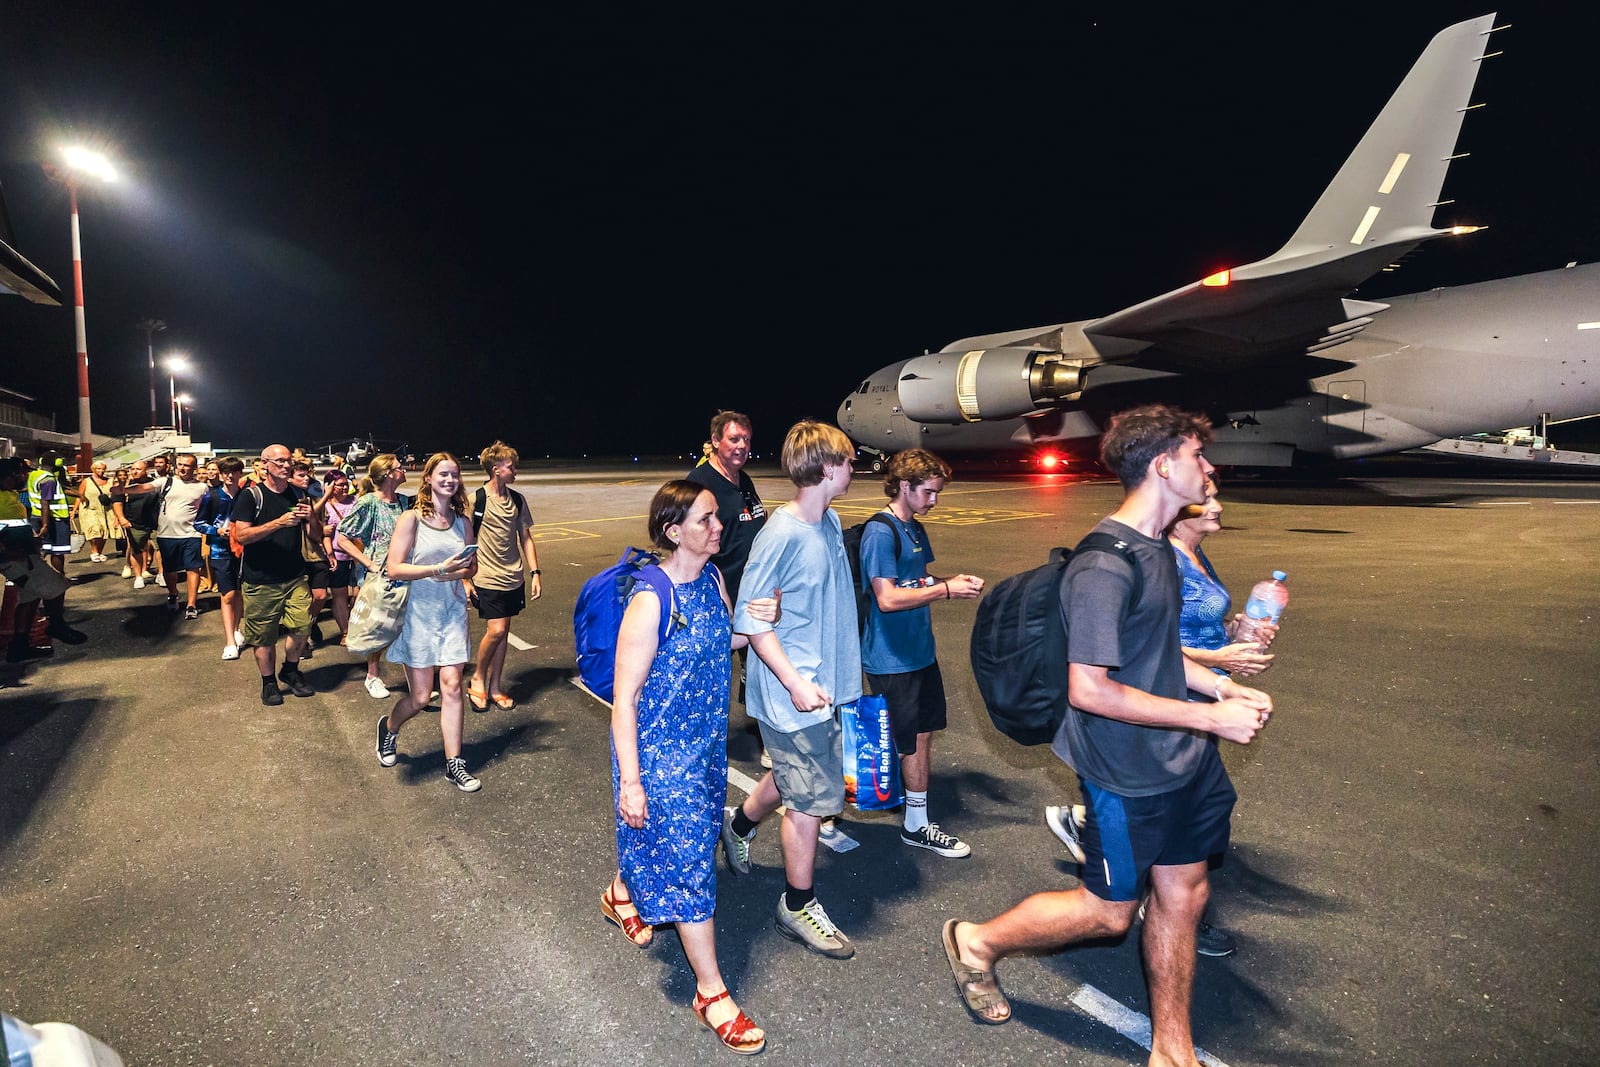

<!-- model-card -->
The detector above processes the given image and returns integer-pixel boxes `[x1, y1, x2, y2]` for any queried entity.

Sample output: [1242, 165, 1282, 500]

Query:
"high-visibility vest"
[24, 469, 71, 519]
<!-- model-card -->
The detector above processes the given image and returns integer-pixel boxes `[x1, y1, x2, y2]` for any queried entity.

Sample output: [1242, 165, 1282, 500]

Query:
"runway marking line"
[1068, 984, 1231, 1067]
[506, 632, 535, 651]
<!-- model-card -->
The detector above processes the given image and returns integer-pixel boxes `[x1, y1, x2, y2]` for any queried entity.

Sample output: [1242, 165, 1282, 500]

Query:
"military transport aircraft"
[837, 14, 1599, 469]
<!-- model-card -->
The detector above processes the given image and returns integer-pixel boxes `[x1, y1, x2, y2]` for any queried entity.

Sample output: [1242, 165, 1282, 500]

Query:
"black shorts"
[212, 554, 241, 594]
[307, 561, 339, 591]
[864, 661, 947, 755]
[327, 558, 354, 588]
[474, 584, 526, 620]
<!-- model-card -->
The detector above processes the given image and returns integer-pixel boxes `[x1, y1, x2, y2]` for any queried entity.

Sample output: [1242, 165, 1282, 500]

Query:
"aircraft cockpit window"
[858, 381, 871, 394]
[843, 399, 852, 412]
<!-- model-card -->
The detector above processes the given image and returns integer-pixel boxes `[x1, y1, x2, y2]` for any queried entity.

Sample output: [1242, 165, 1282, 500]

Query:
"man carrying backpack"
[859, 448, 983, 859]
[942, 406, 1272, 1062]
[465, 440, 541, 711]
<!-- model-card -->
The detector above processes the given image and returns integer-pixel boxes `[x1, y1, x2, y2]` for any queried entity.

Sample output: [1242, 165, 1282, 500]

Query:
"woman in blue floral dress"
[605, 480, 775, 1056]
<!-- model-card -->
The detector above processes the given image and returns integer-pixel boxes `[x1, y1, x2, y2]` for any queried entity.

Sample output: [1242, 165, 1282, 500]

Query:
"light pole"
[43, 146, 118, 472]
[136, 319, 166, 428]
[165, 355, 190, 430]
[175, 394, 193, 436]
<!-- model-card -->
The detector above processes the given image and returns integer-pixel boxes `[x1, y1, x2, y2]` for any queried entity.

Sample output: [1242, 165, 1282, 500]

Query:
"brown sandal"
[693, 989, 766, 1056]
[600, 881, 654, 948]
[942, 919, 1011, 1024]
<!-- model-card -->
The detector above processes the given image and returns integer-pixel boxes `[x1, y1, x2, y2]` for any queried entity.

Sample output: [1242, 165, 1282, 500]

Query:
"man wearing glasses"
[231, 445, 319, 705]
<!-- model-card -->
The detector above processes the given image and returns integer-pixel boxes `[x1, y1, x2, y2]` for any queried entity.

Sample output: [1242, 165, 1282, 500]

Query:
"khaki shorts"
[241, 577, 311, 646]
[757, 714, 845, 816]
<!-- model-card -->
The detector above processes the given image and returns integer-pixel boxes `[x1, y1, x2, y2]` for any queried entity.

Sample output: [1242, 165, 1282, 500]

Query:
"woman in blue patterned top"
[1168, 486, 1277, 677]
[604, 480, 777, 1056]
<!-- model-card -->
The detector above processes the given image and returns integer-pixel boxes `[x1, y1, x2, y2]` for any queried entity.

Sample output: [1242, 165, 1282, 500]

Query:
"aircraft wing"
[1084, 14, 1497, 369]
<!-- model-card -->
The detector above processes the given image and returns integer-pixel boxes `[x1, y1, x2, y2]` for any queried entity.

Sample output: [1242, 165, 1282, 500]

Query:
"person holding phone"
[372, 452, 482, 792]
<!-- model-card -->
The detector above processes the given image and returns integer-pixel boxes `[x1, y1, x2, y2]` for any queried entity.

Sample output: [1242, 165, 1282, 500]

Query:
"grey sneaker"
[1133, 897, 1237, 958]
[1045, 804, 1087, 863]
[375, 716, 398, 767]
[444, 756, 481, 793]
[721, 807, 754, 875]
[901, 823, 972, 858]
[775, 895, 854, 959]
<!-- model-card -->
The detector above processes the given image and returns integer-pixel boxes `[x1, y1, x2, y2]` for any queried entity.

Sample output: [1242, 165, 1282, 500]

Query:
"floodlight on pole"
[136, 319, 167, 428]
[165, 354, 191, 430]
[43, 146, 117, 472]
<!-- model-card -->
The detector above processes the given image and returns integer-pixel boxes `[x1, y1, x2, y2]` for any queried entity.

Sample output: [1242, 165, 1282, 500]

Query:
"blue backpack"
[572, 547, 678, 704]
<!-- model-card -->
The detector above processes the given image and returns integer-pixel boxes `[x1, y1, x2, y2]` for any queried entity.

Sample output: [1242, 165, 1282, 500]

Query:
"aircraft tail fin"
[1272, 14, 1499, 262]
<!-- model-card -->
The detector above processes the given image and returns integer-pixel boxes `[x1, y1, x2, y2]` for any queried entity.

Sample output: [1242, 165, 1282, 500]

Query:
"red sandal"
[693, 989, 766, 1056]
[600, 881, 654, 948]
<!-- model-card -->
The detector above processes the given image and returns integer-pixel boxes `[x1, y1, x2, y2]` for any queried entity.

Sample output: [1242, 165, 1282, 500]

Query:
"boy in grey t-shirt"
[726, 420, 862, 961]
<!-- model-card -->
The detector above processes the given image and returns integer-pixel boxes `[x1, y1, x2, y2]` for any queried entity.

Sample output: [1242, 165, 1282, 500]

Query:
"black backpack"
[472, 486, 526, 535]
[841, 511, 904, 634]
[969, 531, 1144, 746]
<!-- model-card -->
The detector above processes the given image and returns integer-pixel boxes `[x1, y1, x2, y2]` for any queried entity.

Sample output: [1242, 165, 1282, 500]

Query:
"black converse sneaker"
[375, 716, 399, 766]
[901, 822, 972, 858]
[443, 757, 481, 792]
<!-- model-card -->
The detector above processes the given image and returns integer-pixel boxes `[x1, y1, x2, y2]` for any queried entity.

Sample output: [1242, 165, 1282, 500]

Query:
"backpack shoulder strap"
[1072, 530, 1145, 605]
[635, 562, 677, 645]
[472, 487, 488, 534]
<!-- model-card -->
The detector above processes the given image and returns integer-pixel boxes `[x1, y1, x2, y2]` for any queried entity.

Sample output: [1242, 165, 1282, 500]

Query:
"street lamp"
[136, 319, 167, 428]
[165, 354, 190, 429]
[175, 394, 193, 436]
[43, 146, 118, 472]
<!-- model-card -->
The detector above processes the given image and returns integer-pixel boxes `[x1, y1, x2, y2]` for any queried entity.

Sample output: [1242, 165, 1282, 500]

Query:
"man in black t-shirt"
[232, 444, 319, 706]
[685, 410, 767, 604]
[941, 407, 1274, 1060]
[112, 459, 162, 588]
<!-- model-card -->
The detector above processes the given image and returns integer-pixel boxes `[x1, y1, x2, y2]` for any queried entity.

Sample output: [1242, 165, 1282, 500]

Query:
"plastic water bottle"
[1235, 571, 1288, 647]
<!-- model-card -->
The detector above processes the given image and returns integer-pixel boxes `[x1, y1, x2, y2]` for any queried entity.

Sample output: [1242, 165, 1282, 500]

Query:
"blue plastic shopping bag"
[841, 694, 903, 810]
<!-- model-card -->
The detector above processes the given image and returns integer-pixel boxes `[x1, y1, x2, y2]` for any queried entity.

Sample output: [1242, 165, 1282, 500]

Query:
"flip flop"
[466, 686, 488, 712]
[490, 693, 515, 710]
[942, 919, 1011, 1024]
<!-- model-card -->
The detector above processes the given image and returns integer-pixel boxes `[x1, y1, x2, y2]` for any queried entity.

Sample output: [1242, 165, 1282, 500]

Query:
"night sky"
[2, 6, 1595, 459]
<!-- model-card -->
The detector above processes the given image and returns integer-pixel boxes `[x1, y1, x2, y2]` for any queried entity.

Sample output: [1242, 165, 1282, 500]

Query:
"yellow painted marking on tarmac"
[832, 503, 1051, 527]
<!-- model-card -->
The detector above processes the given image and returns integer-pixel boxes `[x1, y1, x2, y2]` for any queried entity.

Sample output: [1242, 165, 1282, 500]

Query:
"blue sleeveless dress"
[612, 567, 730, 925]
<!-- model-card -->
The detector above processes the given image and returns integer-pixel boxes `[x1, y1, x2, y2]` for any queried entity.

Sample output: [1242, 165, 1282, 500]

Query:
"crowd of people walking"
[4, 405, 1280, 1064]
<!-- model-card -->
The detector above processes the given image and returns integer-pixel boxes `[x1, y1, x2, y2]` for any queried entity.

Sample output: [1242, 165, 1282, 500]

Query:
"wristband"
[1214, 677, 1227, 702]
[943, 580, 950, 599]
[530, 569, 541, 576]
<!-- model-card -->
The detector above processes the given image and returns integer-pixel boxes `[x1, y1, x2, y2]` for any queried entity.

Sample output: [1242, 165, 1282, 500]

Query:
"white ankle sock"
[904, 790, 929, 832]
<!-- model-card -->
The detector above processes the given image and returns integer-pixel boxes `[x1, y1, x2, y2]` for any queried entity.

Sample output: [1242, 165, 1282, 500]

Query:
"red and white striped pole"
[67, 179, 95, 473]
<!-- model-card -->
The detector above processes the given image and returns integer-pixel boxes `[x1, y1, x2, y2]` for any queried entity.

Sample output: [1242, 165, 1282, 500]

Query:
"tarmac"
[2, 460, 1598, 1066]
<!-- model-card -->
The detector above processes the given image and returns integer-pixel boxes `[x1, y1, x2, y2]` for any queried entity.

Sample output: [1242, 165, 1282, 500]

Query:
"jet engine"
[896, 349, 1085, 424]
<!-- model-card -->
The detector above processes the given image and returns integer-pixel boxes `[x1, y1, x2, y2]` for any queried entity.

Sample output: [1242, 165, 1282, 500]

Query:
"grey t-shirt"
[1051, 518, 1205, 796]
[733, 506, 862, 734]
[156, 479, 209, 539]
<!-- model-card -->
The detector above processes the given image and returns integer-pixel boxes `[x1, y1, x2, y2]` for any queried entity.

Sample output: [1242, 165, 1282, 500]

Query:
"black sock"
[731, 808, 758, 839]
[784, 884, 814, 912]
[280, 661, 300, 678]
[261, 675, 278, 687]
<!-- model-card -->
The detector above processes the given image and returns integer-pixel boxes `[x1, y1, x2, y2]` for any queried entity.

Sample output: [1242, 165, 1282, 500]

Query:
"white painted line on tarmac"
[1478, 500, 1532, 506]
[1068, 984, 1231, 1067]
[725, 766, 860, 853]
[1551, 500, 1600, 504]
[506, 632, 535, 650]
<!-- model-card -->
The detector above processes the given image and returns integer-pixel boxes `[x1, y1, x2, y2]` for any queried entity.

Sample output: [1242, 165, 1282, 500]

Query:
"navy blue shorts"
[157, 536, 204, 574]
[212, 554, 241, 594]
[1077, 743, 1237, 902]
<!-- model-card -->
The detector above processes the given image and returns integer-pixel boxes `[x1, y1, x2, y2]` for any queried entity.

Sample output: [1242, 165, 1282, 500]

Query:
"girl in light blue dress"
[371, 453, 481, 792]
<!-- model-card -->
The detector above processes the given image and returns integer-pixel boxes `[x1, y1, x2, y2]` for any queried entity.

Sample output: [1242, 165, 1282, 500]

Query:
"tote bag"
[346, 565, 409, 655]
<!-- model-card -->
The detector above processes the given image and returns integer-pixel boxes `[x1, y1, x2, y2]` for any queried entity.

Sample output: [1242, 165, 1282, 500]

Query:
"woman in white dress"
[372, 453, 482, 791]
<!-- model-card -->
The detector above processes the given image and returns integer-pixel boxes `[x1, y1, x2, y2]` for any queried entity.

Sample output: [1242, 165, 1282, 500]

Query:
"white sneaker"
[133, 576, 145, 590]
[221, 645, 240, 661]
[139, 571, 154, 580]
[121, 565, 133, 579]
[759, 748, 773, 770]
[365, 676, 390, 699]
[155, 573, 167, 587]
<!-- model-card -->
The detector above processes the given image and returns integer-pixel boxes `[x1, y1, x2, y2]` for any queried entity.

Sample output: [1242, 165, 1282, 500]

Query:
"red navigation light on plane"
[1037, 451, 1064, 471]
[1201, 269, 1231, 287]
